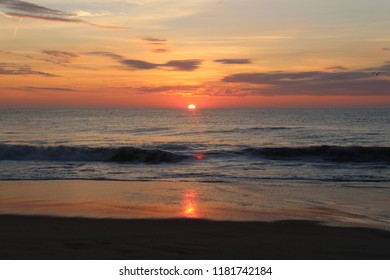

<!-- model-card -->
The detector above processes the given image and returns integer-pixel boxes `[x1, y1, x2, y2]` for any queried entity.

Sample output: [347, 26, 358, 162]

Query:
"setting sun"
[187, 104, 196, 109]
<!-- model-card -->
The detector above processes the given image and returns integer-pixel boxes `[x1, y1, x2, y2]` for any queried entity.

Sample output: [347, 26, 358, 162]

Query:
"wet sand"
[0, 180, 388, 229]
[0, 214, 389, 260]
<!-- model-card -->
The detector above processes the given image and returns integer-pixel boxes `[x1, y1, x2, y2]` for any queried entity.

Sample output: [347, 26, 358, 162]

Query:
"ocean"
[0, 108, 389, 227]
[1, 108, 389, 184]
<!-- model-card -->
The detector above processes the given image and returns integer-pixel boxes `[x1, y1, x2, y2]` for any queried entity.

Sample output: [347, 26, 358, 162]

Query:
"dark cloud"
[222, 63, 390, 96]
[382, 48, 390, 51]
[0, 0, 126, 29]
[0, 0, 70, 17]
[214, 59, 252, 65]
[164, 60, 202, 71]
[42, 50, 79, 64]
[0, 63, 58, 77]
[121, 59, 157, 70]
[87, 52, 202, 71]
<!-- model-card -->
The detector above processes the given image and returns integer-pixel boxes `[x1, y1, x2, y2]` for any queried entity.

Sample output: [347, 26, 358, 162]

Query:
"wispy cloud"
[87, 52, 202, 71]
[323, 65, 349, 71]
[86, 51, 122, 60]
[16, 86, 79, 92]
[214, 59, 252, 65]
[152, 48, 171, 53]
[140, 36, 167, 43]
[139, 36, 171, 53]
[125, 62, 390, 97]
[222, 62, 390, 96]
[0, 63, 58, 77]
[1, 49, 81, 68]
[129, 85, 242, 97]
[42, 50, 80, 65]
[134, 85, 195, 94]
[74, 10, 111, 17]
[364, 63, 390, 72]
[0, 0, 126, 29]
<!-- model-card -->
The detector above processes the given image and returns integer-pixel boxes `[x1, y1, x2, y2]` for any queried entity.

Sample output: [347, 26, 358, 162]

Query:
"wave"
[1, 144, 389, 164]
[169, 126, 296, 136]
[242, 146, 390, 163]
[0, 144, 187, 163]
[204, 126, 294, 133]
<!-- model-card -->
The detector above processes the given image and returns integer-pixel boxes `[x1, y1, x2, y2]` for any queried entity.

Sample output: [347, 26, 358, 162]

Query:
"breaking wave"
[0, 144, 187, 164]
[1, 144, 389, 164]
[242, 145, 390, 163]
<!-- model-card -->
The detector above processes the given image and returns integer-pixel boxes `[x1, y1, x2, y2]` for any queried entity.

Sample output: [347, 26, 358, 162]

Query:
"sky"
[1, 0, 390, 108]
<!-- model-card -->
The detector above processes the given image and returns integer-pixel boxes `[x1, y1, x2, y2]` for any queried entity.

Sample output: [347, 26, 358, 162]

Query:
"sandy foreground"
[0, 214, 389, 260]
[0, 180, 389, 259]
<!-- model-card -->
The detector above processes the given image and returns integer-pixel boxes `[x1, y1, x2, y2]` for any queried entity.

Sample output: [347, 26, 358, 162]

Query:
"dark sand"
[0, 215, 389, 259]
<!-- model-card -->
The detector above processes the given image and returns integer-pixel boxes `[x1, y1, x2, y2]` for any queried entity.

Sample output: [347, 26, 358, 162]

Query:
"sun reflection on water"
[182, 190, 199, 218]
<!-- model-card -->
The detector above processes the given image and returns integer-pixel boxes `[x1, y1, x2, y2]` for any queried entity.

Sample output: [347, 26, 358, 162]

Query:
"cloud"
[382, 48, 390, 51]
[324, 65, 349, 71]
[135, 86, 194, 94]
[240, 80, 390, 96]
[364, 63, 390, 72]
[140, 36, 167, 43]
[74, 10, 111, 17]
[152, 48, 171, 53]
[121, 59, 157, 69]
[86, 51, 123, 60]
[214, 59, 252, 65]
[1, 49, 81, 68]
[0, 63, 58, 77]
[222, 62, 390, 96]
[223, 72, 369, 84]
[139, 36, 171, 52]
[146, 42, 166, 46]
[0, 0, 126, 30]
[164, 60, 202, 71]
[132, 85, 243, 97]
[16, 86, 79, 92]
[42, 50, 79, 64]
[0, 0, 70, 17]
[87, 52, 202, 71]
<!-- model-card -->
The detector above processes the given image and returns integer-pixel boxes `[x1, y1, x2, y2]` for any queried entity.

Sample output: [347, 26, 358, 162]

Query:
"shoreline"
[1, 180, 389, 259]
[0, 214, 389, 259]
[0, 180, 388, 230]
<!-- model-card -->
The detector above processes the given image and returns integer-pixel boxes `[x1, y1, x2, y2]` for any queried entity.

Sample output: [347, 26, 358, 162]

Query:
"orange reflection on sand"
[182, 190, 199, 218]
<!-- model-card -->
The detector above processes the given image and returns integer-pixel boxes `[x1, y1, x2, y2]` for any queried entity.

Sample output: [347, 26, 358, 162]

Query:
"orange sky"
[1, 0, 390, 108]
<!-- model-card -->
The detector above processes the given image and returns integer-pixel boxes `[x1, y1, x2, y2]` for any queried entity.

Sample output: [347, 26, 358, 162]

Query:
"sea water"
[0, 108, 389, 186]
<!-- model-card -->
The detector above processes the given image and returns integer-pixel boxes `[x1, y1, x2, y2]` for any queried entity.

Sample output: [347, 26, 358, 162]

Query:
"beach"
[1, 214, 389, 260]
[0, 180, 389, 259]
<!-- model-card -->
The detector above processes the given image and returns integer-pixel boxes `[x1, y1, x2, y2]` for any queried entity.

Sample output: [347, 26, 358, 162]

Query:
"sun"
[187, 104, 196, 110]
